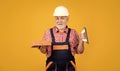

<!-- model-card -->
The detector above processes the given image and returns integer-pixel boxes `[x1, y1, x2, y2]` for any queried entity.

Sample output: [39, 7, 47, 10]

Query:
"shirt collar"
[53, 26, 68, 33]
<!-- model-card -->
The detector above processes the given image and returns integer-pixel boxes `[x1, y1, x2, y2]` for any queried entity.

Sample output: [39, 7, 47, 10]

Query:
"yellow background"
[0, 0, 120, 71]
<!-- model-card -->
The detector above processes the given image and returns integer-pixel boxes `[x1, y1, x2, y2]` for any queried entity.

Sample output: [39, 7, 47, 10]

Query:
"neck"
[59, 28, 65, 32]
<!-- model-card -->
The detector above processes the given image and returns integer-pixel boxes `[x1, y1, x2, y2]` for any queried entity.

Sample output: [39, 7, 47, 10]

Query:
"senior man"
[32, 6, 88, 71]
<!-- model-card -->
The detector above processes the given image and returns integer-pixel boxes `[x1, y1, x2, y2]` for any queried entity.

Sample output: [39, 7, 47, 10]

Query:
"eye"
[55, 17, 59, 20]
[61, 17, 65, 20]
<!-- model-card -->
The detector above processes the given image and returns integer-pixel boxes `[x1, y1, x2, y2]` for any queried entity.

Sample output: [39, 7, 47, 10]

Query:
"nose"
[57, 18, 61, 22]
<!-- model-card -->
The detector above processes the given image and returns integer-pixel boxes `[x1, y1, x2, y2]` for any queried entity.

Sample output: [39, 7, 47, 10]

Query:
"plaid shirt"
[42, 26, 80, 57]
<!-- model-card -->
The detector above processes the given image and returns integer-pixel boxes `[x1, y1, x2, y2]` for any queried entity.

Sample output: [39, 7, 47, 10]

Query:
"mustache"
[57, 23, 63, 25]
[56, 23, 66, 29]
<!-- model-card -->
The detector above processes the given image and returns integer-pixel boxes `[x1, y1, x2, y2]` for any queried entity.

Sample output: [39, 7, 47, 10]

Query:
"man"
[32, 6, 86, 71]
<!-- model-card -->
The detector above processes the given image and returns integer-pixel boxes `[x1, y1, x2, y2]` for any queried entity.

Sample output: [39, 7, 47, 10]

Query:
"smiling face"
[54, 16, 69, 30]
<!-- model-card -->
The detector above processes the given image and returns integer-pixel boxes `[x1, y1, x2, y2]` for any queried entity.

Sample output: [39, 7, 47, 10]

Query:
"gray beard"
[56, 23, 66, 30]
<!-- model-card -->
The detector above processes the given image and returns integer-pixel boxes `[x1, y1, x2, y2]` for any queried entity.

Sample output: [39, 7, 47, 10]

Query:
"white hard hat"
[53, 6, 69, 16]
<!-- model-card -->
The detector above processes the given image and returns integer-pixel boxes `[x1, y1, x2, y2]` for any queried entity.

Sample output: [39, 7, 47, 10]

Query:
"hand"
[39, 46, 48, 54]
[79, 33, 87, 41]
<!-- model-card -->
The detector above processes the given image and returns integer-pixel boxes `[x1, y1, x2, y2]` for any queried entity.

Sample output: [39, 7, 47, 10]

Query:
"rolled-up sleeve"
[69, 29, 80, 55]
[42, 29, 52, 57]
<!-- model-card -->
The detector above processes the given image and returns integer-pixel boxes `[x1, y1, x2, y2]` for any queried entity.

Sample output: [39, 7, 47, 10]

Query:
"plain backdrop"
[0, 0, 120, 71]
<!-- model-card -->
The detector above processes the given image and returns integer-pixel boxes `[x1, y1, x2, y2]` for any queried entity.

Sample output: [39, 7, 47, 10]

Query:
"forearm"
[77, 39, 84, 54]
